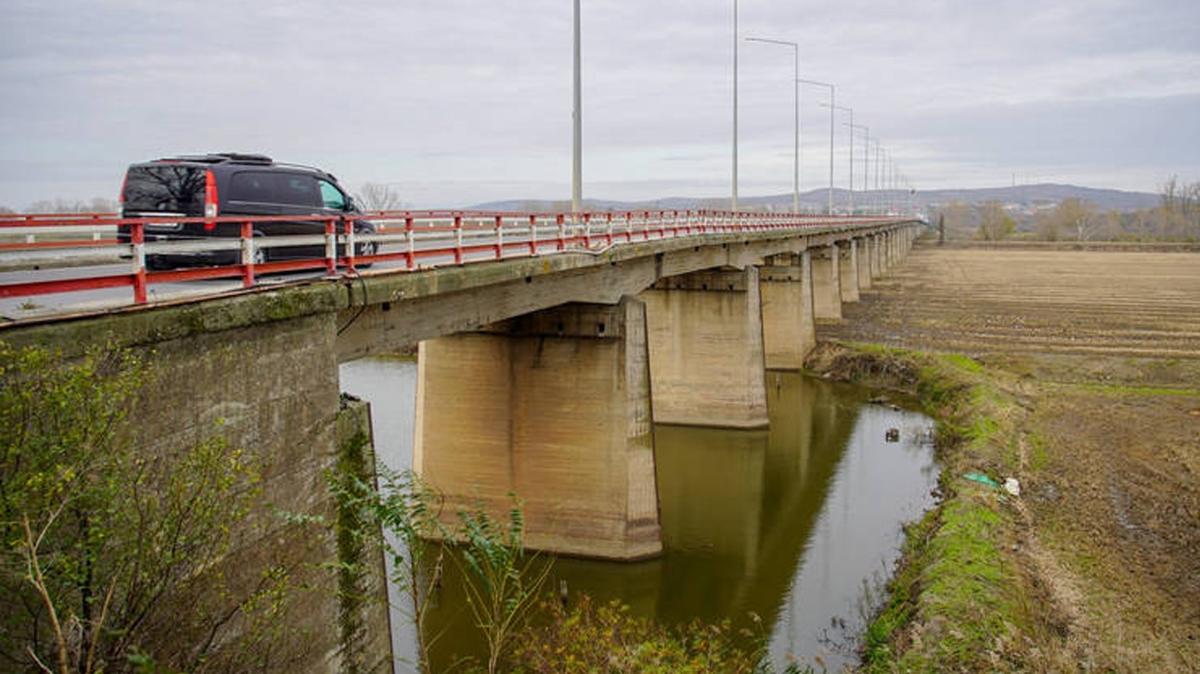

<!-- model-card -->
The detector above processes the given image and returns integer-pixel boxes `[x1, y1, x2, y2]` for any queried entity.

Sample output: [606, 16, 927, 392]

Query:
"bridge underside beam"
[640, 267, 769, 428]
[414, 296, 662, 560]
[334, 232, 841, 363]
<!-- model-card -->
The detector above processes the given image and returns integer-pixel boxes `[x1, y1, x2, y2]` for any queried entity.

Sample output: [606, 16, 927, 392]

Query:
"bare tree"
[939, 201, 973, 239]
[1033, 209, 1060, 241]
[353, 183, 406, 212]
[1053, 198, 1099, 241]
[977, 201, 1015, 241]
[24, 197, 117, 214]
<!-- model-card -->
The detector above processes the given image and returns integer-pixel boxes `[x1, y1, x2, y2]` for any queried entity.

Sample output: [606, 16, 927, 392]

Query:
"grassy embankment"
[806, 342, 1075, 672]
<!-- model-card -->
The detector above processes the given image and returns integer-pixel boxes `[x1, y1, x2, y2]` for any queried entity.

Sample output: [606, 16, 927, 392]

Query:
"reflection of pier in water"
[419, 372, 882, 669]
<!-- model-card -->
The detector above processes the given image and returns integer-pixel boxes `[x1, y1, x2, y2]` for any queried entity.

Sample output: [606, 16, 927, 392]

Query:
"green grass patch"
[810, 342, 1039, 671]
[1069, 382, 1200, 397]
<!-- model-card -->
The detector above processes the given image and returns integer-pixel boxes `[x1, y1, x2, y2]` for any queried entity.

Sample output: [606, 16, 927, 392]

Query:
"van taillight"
[204, 169, 219, 220]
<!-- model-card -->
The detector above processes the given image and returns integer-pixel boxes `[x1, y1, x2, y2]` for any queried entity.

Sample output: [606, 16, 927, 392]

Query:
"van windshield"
[123, 165, 206, 215]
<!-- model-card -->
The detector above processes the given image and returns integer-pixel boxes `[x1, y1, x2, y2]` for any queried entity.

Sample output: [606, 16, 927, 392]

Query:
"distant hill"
[471, 183, 1160, 214]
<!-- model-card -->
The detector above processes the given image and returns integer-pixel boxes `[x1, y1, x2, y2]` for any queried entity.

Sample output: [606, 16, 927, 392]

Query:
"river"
[340, 358, 938, 672]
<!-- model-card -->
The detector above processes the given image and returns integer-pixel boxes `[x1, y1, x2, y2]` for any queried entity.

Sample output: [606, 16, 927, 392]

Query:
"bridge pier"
[641, 267, 769, 428]
[839, 240, 860, 303]
[758, 251, 816, 370]
[857, 236, 874, 291]
[812, 244, 842, 320]
[413, 296, 662, 560]
[880, 232, 890, 270]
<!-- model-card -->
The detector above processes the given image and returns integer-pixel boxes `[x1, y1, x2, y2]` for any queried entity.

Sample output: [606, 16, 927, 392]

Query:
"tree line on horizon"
[940, 176, 1200, 242]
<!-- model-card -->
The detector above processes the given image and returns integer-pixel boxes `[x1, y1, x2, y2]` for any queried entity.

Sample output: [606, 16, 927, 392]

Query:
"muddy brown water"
[340, 359, 938, 672]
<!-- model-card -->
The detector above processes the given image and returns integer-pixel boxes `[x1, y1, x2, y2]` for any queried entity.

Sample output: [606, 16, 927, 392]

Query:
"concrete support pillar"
[872, 233, 885, 277]
[641, 267, 769, 428]
[857, 236, 873, 290]
[839, 239, 860, 303]
[414, 296, 662, 560]
[811, 244, 842, 320]
[758, 251, 816, 370]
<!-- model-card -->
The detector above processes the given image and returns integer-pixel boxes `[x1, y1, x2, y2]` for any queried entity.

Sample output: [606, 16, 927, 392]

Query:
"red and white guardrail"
[0, 210, 902, 306]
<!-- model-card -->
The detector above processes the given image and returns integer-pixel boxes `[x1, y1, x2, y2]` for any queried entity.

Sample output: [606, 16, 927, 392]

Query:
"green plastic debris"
[963, 472, 1000, 488]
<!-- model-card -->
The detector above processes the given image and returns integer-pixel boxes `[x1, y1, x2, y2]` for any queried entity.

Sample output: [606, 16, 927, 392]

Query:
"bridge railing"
[0, 209, 902, 308]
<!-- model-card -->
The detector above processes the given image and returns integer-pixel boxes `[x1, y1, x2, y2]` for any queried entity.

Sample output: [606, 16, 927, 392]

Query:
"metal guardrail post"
[405, 216, 415, 269]
[528, 215, 538, 256]
[343, 218, 357, 273]
[453, 215, 463, 264]
[494, 215, 503, 260]
[556, 214, 565, 252]
[241, 221, 255, 288]
[131, 222, 147, 304]
[325, 219, 337, 275]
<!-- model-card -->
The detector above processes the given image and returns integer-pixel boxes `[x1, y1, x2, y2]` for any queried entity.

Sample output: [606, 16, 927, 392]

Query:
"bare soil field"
[825, 247, 1200, 359]
[820, 243, 1200, 671]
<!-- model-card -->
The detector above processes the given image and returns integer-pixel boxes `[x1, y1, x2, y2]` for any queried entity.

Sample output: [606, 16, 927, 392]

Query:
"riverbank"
[807, 340, 1199, 672]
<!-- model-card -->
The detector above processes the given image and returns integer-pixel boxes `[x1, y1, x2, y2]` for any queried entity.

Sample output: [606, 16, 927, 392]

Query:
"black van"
[117, 153, 377, 269]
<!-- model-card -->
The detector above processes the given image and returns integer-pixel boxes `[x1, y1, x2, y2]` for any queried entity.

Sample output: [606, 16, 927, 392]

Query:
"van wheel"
[253, 245, 268, 266]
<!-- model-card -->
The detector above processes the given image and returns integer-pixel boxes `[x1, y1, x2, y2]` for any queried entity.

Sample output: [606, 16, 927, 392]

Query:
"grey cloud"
[1, 0, 1198, 209]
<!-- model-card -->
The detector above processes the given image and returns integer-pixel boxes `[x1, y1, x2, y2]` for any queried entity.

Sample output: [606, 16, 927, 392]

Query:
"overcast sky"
[2, 0, 1198, 209]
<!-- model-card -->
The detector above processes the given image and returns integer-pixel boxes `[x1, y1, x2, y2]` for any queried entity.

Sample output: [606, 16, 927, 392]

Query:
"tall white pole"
[746, 37, 801, 214]
[793, 47, 799, 214]
[828, 88, 835, 215]
[571, 0, 582, 216]
[732, 0, 738, 213]
[847, 107, 854, 214]
[799, 79, 834, 214]
[861, 126, 869, 209]
[878, 140, 888, 213]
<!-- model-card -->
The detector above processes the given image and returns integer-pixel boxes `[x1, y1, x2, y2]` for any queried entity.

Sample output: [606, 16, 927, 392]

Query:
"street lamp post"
[571, 0, 582, 216]
[847, 123, 869, 212]
[797, 78, 834, 215]
[745, 37, 800, 214]
[878, 139, 888, 214]
[732, 0, 738, 212]
[821, 102, 853, 212]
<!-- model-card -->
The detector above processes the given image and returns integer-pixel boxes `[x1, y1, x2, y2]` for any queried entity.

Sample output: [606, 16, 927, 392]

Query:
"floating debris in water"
[885, 428, 900, 442]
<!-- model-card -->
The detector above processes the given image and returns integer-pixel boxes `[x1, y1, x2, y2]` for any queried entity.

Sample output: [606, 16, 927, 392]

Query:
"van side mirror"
[344, 196, 359, 212]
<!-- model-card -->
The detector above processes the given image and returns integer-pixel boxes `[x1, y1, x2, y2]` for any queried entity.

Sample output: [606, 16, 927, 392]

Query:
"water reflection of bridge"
[420, 373, 908, 669]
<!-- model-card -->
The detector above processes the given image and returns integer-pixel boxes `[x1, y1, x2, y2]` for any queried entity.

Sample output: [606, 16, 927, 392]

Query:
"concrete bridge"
[1, 209, 919, 670]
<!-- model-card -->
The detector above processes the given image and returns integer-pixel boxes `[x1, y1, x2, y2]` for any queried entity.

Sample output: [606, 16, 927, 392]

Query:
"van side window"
[278, 174, 322, 208]
[228, 172, 276, 204]
[318, 180, 347, 211]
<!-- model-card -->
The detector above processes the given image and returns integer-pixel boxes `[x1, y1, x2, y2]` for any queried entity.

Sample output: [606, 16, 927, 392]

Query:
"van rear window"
[123, 166, 206, 215]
